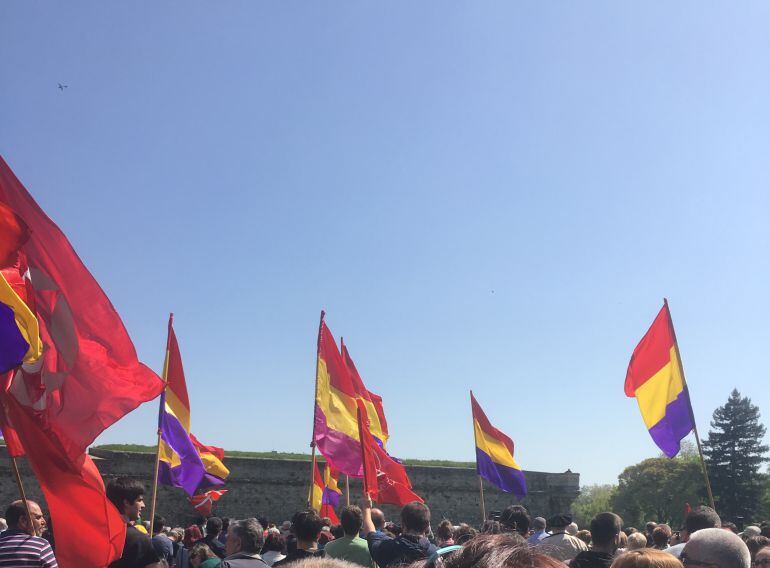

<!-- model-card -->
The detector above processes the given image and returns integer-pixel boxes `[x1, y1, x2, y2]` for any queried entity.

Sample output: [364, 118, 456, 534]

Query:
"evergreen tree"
[702, 389, 769, 521]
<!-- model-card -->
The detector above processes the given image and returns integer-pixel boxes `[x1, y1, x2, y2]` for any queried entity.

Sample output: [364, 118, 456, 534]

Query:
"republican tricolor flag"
[471, 391, 527, 499]
[625, 300, 695, 458]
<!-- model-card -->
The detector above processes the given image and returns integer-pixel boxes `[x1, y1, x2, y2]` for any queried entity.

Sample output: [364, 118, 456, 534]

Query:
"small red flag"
[190, 489, 228, 517]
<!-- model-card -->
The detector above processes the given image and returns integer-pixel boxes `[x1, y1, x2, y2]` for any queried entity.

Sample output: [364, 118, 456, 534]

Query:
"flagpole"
[357, 406, 373, 505]
[308, 310, 325, 507]
[345, 475, 350, 506]
[664, 299, 716, 510]
[9, 457, 36, 535]
[149, 312, 172, 535]
[470, 391, 486, 523]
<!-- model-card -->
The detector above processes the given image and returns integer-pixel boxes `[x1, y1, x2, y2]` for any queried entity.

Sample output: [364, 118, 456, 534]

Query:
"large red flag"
[0, 156, 165, 459]
[0, 157, 165, 567]
[357, 404, 422, 507]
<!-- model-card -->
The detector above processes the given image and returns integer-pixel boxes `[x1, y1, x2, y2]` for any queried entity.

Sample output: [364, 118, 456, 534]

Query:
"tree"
[572, 484, 617, 527]
[612, 449, 704, 528]
[703, 389, 769, 522]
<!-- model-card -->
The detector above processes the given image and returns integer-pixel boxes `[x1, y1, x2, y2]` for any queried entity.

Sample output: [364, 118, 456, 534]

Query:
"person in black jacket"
[570, 513, 622, 568]
[362, 500, 437, 568]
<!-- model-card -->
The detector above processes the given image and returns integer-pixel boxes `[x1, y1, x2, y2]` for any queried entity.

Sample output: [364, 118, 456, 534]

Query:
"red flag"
[0, 201, 29, 268]
[357, 404, 422, 507]
[0, 156, 164, 459]
[0, 157, 165, 567]
[3, 394, 125, 567]
[190, 489, 228, 517]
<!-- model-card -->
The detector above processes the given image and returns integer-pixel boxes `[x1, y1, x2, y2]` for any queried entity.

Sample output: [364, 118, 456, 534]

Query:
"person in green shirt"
[323, 506, 373, 568]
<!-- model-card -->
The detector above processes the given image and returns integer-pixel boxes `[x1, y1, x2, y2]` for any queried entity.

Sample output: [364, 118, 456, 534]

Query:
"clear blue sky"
[2, 2, 769, 486]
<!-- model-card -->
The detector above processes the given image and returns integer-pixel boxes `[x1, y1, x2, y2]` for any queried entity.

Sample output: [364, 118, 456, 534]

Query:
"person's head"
[547, 514, 573, 534]
[590, 512, 623, 552]
[282, 559, 364, 568]
[481, 520, 502, 535]
[437, 519, 454, 542]
[5, 500, 46, 536]
[646, 522, 658, 536]
[184, 525, 203, 548]
[745, 536, 770, 561]
[576, 530, 592, 545]
[370, 508, 385, 531]
[292, 510, 324, 544]
[339, 506, 363, 537]
[189, 543, 217, 568]
[169, 528, 184, 542]
[106, 477, 146, 521]
[627, 531, 649, 551]
[153, 515, 166, 536]
[331, 524, 344, 539]
[401, 502, 430, 536]
[652, 525, 672, 548]
[683, 506, 721, 542]
[205, 516, 223, 538]
[453, 523, 479, 545]
[262, 531, 287, 554]
[619, 531, 628, 549]
[532, 517, 547, 532]
[681, 527, 750, 568]
[566, 523, 579, 536]
[500, 505, 531, 537]
[226, 518, 264, 557]
[754, 544, 770, 568]
[762, 525, 770, 539]
[438, 533, 564, 568]
[610, 548, 684, 568]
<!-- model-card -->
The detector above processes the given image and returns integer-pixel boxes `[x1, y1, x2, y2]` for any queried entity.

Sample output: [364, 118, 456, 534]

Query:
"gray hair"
[682, 527, 750, 568]
[230, 518, 265, 553]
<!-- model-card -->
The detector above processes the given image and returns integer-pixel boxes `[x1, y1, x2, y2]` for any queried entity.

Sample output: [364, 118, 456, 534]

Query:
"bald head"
[682, 528, 750, 568]
[370, 508, 385, 531]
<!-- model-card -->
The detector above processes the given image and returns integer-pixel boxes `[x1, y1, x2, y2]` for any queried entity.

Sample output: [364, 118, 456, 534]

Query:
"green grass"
[91, 444, 475, 468]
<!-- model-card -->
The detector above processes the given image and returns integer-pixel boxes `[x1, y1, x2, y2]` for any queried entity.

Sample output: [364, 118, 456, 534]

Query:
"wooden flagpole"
[470, 391, 486, 522]
[9, 457, 36, 535]
[356, 406, 373, 505]
[345, 475, 350, 506]
[308, 310, 325, 508]
[149, 312, 172, 535]
[664, 299, 716, 510]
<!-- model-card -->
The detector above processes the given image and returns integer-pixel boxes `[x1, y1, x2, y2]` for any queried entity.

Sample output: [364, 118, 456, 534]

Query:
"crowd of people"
[1, 476, 769, 568]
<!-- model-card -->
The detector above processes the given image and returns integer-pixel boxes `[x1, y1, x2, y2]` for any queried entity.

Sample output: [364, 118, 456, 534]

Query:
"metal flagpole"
[308, 311, 325, 507]
[149, 313, 172, 535]
[470, 391, 486, 522]
[664, 299, 716, 510]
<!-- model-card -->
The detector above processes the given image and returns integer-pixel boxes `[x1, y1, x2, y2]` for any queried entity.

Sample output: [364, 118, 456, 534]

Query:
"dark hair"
[339, 506, 363, 536]
[721, 522, 737, 533]
[437, 520, 454, 541]
[231, 518, 265, 553]
[262, 532, 286, 554]
[106, 477, 145, 511]
[189, 543, 217, 562]
[590, 512, 622, 547]
[761, 525, 770, 539]
[153, 515, 166, 535]
[371, 508, 385, 530]
[206, 516, 223, 535]
[745, 536, 770, 560]
[5, 501, 34, 528]
[646, 522, 658, 532]
[401, 502, 430, 534]
[500, 505, 531, 536]
[321, 517, 332, 527]
[481, 520, 502, 535]
[441, 533, 563, 568]
[292, 510, 324, 542]
[652, 525, 671, 548]
[576, 530, 592, 545]
[685, 506, 721, 534]
[453, 523, 479, 545]
[331, 524, 345, 539]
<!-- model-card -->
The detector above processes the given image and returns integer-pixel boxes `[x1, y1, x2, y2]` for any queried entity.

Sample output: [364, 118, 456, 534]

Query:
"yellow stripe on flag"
[474, 420, 521, 471]
[634, 346, 685, 429]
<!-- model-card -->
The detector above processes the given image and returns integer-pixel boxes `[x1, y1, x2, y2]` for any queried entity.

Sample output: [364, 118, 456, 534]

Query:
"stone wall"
[0, 448, 580, 527]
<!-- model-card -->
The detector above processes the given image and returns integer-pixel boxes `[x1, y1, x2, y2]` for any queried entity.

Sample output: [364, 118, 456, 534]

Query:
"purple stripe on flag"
[476, 448, 527, 499]
[314, 404, 364, 477]
[0, 302, 29, 373]
[648, 387, 695, 458]
[159, 409, 207, 496]
[322, 488, 341, 507]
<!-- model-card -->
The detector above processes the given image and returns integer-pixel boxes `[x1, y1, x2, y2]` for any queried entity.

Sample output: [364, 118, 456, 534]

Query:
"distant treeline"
[91, 444, 475, 469]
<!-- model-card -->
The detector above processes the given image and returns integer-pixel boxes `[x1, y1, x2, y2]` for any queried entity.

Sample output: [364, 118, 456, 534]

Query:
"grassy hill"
[92, 443, 475, 469]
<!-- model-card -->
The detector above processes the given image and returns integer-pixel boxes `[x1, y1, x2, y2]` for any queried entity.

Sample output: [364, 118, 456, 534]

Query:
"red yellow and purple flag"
[471, 391, 527, 499]
[625, 301, 694, 458]
[157, 315, 229, 495]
